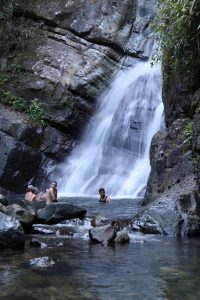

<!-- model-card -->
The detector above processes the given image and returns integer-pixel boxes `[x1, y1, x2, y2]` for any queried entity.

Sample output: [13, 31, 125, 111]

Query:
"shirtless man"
[37, 181, 58, 204]
[25, 185, 37, 202]
[99, 188, 112, 203]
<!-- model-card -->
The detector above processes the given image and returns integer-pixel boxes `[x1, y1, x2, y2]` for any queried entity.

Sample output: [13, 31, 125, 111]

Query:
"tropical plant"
[152, 0, 200, 67]
[27, 99, 46, 127]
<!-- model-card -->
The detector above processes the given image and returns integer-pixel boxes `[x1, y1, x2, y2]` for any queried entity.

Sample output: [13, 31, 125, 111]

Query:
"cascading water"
[59, 61, 164, 197]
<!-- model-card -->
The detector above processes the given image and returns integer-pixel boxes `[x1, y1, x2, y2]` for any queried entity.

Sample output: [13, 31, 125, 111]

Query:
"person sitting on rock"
[37, 181, 58, 204]
[99, 188, 112, 203]
[25, 185, 37, 202]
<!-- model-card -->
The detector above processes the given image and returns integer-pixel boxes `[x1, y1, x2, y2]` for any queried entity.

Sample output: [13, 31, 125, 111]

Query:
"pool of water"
[1, 197, 200, 300]
[60, 196, 141, 219]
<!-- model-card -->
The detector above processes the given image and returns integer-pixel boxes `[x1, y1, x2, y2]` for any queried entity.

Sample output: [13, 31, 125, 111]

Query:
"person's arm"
[49, 188, 55, 201]
[106, 196, 112, 203]
[30, 194, 36, 201]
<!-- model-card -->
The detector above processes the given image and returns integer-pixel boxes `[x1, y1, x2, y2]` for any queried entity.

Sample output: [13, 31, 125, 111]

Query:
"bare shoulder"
[106, 196, 112, 203]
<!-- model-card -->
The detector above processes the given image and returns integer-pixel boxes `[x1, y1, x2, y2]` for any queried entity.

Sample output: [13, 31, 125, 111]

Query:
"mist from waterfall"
[59, 61, 164, 198]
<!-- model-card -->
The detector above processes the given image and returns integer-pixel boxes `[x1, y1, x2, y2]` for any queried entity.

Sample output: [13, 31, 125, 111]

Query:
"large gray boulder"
[0, 211, 25, 250]
[89, 225, 116, 246]
[36, 203, 87, 224]
[132, 176, 200, 236]
[7, 204, 35, 233]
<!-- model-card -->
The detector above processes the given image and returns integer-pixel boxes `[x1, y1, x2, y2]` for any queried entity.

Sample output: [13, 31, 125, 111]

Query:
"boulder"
[91, 215, 110, 227]
[89, 225, 116, 246]
[28, 256, 56, 269]
[36, 203, 87, 224]
[27, 200, 47, 212]
[7, 204, 34, 233]
[0, 211, 25, 250]
[131, 214, 163, 235]
[0, 194, 8, 206]
[114, 228, 130, 244]
[132, 177, 200, 236]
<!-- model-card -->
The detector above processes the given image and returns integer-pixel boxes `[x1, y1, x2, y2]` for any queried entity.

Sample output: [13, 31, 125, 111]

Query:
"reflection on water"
[1, 238, 200, 300]
[1, 198, 200, 300]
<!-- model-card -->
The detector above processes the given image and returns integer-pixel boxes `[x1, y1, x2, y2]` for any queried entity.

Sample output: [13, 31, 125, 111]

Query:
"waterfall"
[59, 61, 164, 198]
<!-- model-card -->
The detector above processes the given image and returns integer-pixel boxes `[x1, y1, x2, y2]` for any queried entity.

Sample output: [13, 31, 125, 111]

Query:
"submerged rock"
[36, 203, 87, 224]
[29, 256, 56, 269]
[32, 224, 55, 234]
[114, 228, 130, 244]
[30, 238, 47, 249]
[91, 215, 110, 227]
[89, 225, 116, 246]
[0, 211, 25, 250]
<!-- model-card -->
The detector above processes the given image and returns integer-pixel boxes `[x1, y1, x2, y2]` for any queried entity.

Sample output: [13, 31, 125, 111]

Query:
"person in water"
[37, 181, 58, 204]
[99, 188, 112, 203]
[25, 185, 38, 202]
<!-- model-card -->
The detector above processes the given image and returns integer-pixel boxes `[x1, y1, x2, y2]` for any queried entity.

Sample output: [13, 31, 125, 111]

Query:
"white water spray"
[59, 61, 164, 197]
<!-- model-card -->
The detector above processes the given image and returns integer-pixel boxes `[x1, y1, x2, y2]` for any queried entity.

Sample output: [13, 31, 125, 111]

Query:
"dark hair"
[99, 188, 105, 193]
[51, 181, 57, 187]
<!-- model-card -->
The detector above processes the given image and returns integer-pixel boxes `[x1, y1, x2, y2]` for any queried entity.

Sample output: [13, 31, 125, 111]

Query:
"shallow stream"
[1, 197, 200, 300]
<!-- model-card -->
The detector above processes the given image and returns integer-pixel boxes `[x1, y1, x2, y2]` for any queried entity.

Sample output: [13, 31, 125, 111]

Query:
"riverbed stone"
[114, 228, 130, 244]
[91, 215, 111, 227]
[30, 238, 48, 248]
[36, 203, 87, 224]
[89, 225, 116, 246]
[28, 256, 56, 269]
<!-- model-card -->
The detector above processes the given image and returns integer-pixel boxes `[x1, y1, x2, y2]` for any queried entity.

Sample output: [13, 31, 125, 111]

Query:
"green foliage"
[27, 99, 46, 127]
[2, 91, 26, 112]
[152, 0, 200, 68]
[183, 121, 193, 141]
[1, 92, 46, 126]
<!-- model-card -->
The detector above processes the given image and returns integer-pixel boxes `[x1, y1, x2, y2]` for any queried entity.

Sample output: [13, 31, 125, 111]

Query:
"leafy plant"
[27, 99, 46, 126]
[152, 0, 200, 68]
[183, 121, 193, 141]
[1, 92, 46, 126]
[2, 91, 26, 112]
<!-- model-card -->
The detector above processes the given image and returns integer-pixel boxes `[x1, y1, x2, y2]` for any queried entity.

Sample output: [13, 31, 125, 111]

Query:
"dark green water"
[1, 197, 200, 300]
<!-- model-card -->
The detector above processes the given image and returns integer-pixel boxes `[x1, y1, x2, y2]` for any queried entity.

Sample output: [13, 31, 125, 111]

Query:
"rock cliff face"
[0, 0, 157, 192]
[135, 51, 200, 236]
